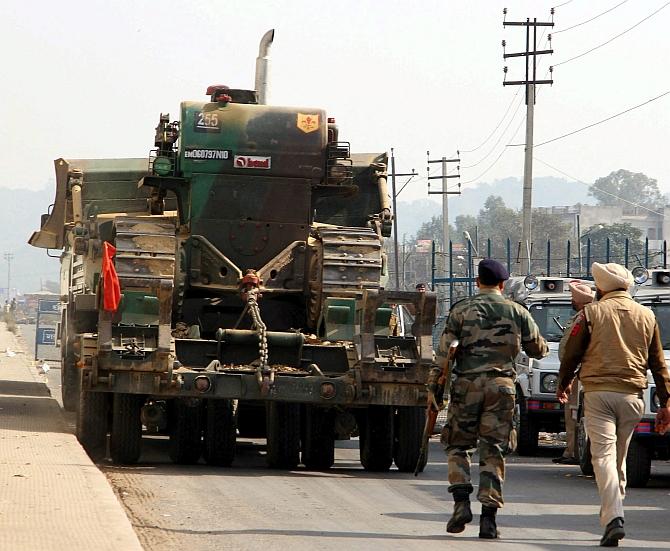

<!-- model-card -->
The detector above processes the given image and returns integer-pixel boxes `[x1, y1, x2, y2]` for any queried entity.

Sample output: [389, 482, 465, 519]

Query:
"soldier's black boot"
[479, 506, 499, 539]
[446, 490, 473, 534]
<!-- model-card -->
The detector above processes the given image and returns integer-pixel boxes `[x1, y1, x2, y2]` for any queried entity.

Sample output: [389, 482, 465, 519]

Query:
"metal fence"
[430, 237, 668, 307]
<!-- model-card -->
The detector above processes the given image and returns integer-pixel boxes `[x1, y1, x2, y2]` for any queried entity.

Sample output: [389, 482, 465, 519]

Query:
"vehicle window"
[648, 304, 670, 348]
[529, 304, 575, 343]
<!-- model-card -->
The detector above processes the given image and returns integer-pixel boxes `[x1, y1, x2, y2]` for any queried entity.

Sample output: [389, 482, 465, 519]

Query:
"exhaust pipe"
[255, 29, 274, 105]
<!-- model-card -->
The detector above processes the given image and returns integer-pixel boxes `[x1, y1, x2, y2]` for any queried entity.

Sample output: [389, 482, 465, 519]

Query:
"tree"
[583, 223, 644, 266]
[476, 196, 521, 260]
[454, 214, 478, 245]
[532, 211, 572, 244]
[414, 215, 455, 250]
[589, 170, 663, 209]
[411, 195, 582, 275]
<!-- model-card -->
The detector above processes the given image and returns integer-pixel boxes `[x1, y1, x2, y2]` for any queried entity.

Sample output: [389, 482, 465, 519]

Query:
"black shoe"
[479, 506, 499, 539]
[600, 517, 625, 547]
[553, 456, 579, 465]
[446, 500, 473, 533]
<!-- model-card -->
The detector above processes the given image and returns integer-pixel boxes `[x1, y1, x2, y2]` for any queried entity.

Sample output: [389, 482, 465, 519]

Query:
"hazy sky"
[1, 0, 669, 205]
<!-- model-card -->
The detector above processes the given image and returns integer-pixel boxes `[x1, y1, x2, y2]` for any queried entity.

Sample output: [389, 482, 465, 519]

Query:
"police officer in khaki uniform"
[438, 259, 548, 539]
[553, 281, 594, 465]
[558, 262, 670, 547]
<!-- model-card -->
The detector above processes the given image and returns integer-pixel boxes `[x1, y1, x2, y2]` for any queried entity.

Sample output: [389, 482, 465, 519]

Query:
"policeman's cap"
[478, 258, 509, 285]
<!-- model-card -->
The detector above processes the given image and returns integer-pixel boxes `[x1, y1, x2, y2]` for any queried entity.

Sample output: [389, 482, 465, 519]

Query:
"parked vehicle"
[506, 275, 586, 455]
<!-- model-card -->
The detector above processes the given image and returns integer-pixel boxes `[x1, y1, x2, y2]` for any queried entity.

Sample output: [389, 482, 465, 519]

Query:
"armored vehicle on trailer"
[29, 43, 435, 472]
[505, 275, 588, 455]
[577, 267, 670, 486]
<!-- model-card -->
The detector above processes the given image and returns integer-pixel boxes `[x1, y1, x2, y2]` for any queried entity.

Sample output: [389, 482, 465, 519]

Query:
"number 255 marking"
[197, 112, 219, 127]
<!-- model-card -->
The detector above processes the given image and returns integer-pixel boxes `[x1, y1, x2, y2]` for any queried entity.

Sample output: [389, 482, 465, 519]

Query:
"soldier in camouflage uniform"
[437, 259, 548, 539]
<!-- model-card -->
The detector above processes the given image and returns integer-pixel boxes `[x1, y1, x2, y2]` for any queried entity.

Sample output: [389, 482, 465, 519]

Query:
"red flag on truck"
[102, 242, 121, 312]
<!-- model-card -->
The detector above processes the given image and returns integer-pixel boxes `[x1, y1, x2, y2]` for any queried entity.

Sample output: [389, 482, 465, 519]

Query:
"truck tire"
[302, 406, 335, 470]
[203, 399, 237, 467]
[577, 416, 594, 476]
[359, 405, 394, 472]
[60, 336, 80, 412]
[394, 406, 425, 473]
[266, 402, 300, 469]
[110, 393, 144, 464]
[76, 383, 110, 462]
[169, 399, 203, 464]
[516, 391, 539, 456]
[237, 402, 266, 437]
[626, 438, 651, 488]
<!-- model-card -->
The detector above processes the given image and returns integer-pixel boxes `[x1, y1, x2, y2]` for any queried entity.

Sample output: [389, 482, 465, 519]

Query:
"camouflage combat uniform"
[439, 288, 548, 508]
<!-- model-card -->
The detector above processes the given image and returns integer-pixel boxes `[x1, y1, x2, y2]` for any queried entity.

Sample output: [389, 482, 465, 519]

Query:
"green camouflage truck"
[29, 44, 435, 472]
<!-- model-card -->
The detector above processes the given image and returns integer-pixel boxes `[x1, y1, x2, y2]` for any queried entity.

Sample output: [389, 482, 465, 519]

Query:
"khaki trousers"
[563, 388, 579, 458]
[584, 391, 644, 526]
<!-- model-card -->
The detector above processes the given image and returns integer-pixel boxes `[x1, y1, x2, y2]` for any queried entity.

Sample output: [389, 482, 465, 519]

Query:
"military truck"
[28, 34, 435, 472]
[577, 267, 670, 486]
[505, 275, 586, 455]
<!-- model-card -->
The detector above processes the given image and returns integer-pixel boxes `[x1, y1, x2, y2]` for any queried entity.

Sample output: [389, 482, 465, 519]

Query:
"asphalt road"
[17, 325, 670, 551]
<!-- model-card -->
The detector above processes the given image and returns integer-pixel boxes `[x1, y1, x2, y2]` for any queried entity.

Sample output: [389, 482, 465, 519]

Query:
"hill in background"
[395, 175, 593, 241]
[1, 175, 593, 294]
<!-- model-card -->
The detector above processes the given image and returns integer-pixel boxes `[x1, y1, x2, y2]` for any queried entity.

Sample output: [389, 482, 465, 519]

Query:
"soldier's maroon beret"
[478, 258, 509, 284]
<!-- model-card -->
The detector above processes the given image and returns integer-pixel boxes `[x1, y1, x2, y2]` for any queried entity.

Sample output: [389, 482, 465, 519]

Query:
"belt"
[454, 371, 514, 380]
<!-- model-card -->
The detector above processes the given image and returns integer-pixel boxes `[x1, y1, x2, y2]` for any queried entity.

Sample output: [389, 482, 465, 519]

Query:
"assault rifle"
[414, 339, 459, 476]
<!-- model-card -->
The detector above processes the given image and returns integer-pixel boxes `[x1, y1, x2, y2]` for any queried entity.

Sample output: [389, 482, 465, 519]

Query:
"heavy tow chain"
[240, 270, 274, 394]
[247, 288, 269, 368]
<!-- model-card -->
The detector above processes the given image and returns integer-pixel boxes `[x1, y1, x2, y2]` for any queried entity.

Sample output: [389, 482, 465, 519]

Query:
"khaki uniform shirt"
[559, 290, 670, 407]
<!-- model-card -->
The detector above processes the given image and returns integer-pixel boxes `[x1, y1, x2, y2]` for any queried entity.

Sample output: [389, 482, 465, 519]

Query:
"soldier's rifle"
[414, 339, 459, 476]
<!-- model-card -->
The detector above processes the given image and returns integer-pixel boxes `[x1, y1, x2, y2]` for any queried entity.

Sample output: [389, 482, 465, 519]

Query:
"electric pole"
[389, 148, 418, 289]
[503, 9, 554, 273]
[427, 152, 460, 255]
[4, 253, 14, 301]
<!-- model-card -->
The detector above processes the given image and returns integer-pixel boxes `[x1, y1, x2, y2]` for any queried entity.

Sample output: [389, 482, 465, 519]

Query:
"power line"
[509, 89, 670, 148]
[461, 93, 525, 169]
[460, 28, 548, 157]
[553, 1, 670, 67]
[553, 0, 575, 8]
[533, 156, 664, 216]
[553, 0, 628, 34]
[461, 32, 551, 172]
[459, 88, 521, 154]
[461, 113, 526, 185]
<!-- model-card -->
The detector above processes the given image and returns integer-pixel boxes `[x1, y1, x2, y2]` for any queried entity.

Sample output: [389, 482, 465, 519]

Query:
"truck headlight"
[540, 373, 558, 394]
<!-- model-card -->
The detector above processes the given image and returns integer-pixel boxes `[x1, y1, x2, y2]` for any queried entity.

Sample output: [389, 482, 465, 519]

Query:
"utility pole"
[427, 152, 461, 255]
[389, 148, 418, 289]
[427, 152, 460, 309]
[4, 253, 14, 302]
[503, 9, 554, 273]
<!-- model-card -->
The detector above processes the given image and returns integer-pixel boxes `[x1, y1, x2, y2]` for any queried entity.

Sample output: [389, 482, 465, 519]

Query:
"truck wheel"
[359, 405, 394, 472]
[237, 402, 266, 437]
[626, 438, 651, 488]
[302, 406, 335, 470]
[110, 394, 144, 464]
[169, 399, 203, 464]
[516, 391, 539, 456]
[266, 402, 300, 469]
[203, 399, 237, 467]
[394, 406, 425, 473]
[61, 337, 80, 412]
[577, 416, 594, 476]
[76, 384, 110, 462]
